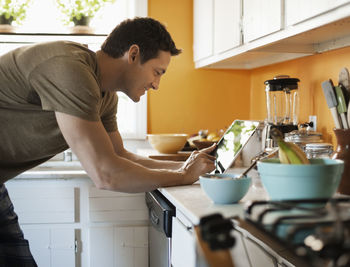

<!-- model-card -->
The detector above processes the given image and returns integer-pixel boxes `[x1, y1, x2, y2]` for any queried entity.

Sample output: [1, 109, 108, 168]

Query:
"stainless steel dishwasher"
[145, 190, 175, 267]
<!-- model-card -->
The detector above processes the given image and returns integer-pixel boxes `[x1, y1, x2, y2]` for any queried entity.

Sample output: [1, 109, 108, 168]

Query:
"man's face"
[124, 50, 171, 102]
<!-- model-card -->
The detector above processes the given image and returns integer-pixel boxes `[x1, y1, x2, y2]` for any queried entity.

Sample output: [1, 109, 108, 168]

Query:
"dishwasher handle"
[150, 209, 160, 226]
[145, 190, 175, 238]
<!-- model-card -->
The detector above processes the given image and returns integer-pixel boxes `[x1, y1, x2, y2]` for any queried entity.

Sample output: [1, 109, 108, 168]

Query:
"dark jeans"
[0, 184, 37, 267]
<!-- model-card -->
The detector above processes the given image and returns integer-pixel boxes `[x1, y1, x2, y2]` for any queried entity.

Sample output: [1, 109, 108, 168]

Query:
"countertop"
[158, 169, 269, 225]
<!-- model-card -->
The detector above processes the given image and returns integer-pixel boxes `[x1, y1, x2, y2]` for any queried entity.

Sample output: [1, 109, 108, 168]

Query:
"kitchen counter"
[158, 169, 269, 225]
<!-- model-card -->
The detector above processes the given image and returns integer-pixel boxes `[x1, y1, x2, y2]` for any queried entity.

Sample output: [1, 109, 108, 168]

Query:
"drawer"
[6, 184, 76, 224]
[88, 187, 148, 223]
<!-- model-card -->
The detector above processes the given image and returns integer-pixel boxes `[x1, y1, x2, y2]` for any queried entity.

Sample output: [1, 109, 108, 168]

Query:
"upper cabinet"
[193, 0, 213, 61]
[193, 0, 241, 61]
[243, 0, 282, 42]
[194, 0, 350, 69]
[214, 0, 242, 54]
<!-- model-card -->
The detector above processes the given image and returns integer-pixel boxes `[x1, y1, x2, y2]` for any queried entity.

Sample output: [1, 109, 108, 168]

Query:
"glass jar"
[305, 143, 333, 159]
[284, 130, 323, 151]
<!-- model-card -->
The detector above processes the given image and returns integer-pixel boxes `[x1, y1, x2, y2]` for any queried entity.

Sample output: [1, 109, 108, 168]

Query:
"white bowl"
[147, 134, 188, 154]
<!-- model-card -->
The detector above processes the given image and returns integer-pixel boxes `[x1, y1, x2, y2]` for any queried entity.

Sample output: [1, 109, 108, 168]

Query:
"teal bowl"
[199, 174, 251, 204]
[257, 158, 344, 200]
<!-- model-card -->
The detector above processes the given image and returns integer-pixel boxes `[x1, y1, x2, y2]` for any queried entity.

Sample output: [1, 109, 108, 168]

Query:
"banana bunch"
[270, 128, 310, 164]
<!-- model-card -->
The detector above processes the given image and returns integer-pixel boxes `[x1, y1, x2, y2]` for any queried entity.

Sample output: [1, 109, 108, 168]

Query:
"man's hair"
[101, 17, 182, 64]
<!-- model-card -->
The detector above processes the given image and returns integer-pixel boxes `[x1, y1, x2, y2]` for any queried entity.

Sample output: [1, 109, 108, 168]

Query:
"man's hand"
[180, 144, 216, 184]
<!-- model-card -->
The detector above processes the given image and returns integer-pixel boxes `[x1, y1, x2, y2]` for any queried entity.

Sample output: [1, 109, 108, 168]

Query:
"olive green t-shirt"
[0, 41, 118, 182]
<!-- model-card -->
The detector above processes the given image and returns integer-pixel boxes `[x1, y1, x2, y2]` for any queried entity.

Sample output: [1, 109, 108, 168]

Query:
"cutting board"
[148, 151, 191, 161]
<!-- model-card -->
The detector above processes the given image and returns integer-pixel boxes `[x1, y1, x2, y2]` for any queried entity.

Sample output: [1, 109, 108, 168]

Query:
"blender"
[262, 75, 300, 150]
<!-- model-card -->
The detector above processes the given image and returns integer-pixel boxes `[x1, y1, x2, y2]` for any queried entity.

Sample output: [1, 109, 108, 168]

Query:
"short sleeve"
[101, 92, 118, 132]
[29, 56, 101, 121]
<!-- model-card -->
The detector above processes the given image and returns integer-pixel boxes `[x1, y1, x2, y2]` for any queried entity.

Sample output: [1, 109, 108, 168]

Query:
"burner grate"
[244, 198, 350, 267]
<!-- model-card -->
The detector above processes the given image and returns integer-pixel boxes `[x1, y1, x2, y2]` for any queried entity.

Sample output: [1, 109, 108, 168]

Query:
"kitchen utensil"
[339, 67, 350, 93]
[199, 174, 251, 204]
[257, 158, 344, 200]
[147, 134, 188, 154]
[348, 103, 350, 127]
[235, 148, 278, 179]
[335, 85, 349, 129]
[321, 80, 342, 129]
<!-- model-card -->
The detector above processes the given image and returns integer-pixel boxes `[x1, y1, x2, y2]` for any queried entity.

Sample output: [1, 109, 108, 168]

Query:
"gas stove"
[242, 197, 350, 267]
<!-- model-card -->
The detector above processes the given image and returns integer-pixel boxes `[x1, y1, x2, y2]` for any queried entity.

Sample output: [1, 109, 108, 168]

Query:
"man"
[0, 17, 215, 265]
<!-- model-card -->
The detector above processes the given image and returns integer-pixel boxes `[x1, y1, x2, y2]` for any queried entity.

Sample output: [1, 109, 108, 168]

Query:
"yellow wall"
[148, 0, 350, 146]
[147, 0, 251, 135]
[250, 47, 350, 145]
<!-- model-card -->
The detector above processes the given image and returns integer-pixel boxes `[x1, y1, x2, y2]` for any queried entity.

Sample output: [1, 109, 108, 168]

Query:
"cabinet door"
[193, 0, 214, 61]
[214, 0, 242, 54]
[89, 226, 148, 267]
[244, 237, 278, 267]
[24, 228, 76, 267]
[171, 217, 196, 267]
[285, 0, 350, 26]
[243, 0, 282, 43]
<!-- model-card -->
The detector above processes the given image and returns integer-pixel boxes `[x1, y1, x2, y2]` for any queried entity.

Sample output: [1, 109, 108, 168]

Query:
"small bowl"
[147, 134, 188, 154]
[199, 174, 251, 204]
[257, 158, 344, 200]
[193, 140, 217, 150]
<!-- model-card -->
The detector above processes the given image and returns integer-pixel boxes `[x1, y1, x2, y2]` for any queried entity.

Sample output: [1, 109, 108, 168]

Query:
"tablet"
[212, 120, 260, 174]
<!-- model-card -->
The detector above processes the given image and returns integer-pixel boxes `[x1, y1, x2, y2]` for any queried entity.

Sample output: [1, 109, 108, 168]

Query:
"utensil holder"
[332, 129, 350, 195]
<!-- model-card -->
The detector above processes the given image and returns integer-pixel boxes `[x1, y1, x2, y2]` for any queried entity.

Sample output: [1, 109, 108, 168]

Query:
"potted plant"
[0, 0, 32, 32]
[56, 0, 116, 33]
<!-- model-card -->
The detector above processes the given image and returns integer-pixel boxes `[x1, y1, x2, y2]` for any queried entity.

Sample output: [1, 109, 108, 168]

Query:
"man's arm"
[107, 131, 184, 170]
[55, 112, 215, 193]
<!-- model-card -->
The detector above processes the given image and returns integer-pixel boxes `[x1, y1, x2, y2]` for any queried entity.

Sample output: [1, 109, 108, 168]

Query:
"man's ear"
[128, 44, 140, 63]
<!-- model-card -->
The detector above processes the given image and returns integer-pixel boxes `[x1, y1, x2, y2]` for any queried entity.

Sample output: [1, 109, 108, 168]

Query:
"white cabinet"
[285, 0, 350, 26]
[88, 187, 149, 267]
[193, 0, 241, 61]
[24, 228, 76, 267]
[5, 179, 149, 267]
[171, 216, 196, 267]
[243, 0, 282, 43]
[6, 183, 78, 267]
[214, 0, 242, 54]
[193, 0, 213, 61]
[193, 0, 350, 69]
[89, 226, 148, 267]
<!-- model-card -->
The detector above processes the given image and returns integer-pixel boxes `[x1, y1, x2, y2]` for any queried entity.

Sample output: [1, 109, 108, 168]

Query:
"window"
[0, 0, 148, 139]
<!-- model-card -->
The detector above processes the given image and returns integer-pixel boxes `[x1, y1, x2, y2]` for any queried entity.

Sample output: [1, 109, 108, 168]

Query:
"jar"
[332, 129, 350, 195]
[284, 130, 323, 150]
[305, 143, 333, 159]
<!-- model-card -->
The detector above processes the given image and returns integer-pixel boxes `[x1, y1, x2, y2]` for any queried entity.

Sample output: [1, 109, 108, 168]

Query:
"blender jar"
[265, 76, 300, 125]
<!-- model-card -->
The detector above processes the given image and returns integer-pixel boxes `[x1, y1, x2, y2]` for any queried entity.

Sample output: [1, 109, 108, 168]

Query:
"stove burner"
[244, 198, 350, 267]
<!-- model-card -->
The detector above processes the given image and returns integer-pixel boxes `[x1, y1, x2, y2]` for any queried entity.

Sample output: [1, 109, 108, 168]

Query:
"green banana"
[270, 128, 310, 164]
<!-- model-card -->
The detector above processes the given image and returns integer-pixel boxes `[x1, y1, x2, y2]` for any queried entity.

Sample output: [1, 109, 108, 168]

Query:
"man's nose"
[151, 79, 160, 90]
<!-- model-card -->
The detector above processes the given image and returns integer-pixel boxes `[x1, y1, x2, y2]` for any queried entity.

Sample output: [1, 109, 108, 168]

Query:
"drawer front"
[6, 184, 76, 224]
[88, 187, 148, 223]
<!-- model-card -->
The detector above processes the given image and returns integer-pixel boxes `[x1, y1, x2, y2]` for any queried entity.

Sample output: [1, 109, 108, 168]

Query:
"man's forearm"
[120, 150, 183, 170]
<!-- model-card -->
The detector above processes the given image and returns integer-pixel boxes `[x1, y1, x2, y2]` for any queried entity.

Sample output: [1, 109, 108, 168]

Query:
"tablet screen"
[212, 120, 260, 173]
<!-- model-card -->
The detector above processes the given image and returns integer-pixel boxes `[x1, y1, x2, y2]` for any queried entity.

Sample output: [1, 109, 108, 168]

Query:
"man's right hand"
[180, 144, 216, 184]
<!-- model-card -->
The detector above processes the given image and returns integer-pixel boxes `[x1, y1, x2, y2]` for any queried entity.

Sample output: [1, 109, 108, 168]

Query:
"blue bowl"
[199, 174, 251, 204]
[257, 158, 344, 200]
